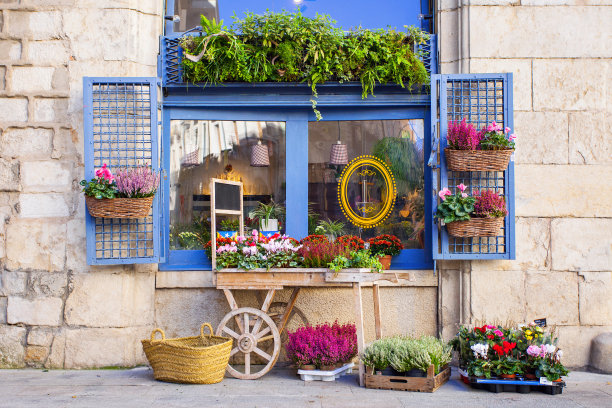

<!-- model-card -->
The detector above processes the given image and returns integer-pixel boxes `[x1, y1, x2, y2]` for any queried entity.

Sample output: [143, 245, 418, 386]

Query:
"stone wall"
[437, 0, 612, 368]
[0, 1, 163, 368]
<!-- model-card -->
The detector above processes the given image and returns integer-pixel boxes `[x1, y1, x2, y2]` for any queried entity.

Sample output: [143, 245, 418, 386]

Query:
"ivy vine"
[180, 11, 430, 119]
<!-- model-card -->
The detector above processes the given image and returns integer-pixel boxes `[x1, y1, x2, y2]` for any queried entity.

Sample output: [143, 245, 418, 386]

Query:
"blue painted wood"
[285, 118, 309, 240]
[83, 77, 161, 265]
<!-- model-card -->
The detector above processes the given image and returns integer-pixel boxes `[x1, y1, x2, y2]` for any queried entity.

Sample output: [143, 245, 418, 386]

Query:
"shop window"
[169, 120, 286, 250]
[308, 120, 425, 250]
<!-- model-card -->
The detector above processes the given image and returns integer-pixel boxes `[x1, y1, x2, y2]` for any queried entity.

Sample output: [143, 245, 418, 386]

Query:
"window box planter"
[445, 148, 514, 172]
[446, 217, 504, 238]
[85, 196, 153, 219]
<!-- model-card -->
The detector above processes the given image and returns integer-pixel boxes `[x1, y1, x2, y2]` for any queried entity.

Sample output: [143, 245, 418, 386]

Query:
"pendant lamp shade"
[250, 141, 270, 167]
[329, 141, 348, 165]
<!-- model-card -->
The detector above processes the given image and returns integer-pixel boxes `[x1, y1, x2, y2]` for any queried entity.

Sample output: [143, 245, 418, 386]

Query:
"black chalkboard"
[215, 182, 241, 211]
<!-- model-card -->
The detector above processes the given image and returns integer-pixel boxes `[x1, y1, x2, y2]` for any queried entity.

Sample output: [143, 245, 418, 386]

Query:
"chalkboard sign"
[215, 182, 241, 211]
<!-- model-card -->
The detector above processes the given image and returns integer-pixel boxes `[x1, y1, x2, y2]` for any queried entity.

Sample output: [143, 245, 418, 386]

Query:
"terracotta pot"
[525, 373, 537, 380]
[378, 255, 392, 270]
[500, 373, 516, 379]
[320, 365, 335, 371]
[553, 378, 563, 383]
[300, 364, 316, 370]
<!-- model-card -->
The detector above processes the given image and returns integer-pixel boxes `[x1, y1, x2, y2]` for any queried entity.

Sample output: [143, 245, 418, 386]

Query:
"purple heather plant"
[285, 321, 357, 368]
[473, 190, 508, 218]
[447, 118, 484, 150]
[114, 166, 160, 198]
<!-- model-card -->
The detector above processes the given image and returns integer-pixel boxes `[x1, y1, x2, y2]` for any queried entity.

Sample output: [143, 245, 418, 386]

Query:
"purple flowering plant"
[473, 190, 508, 218]
[285, 321, 357, 368]
[446, 119, 483, 150]
[114, 166, 160, 198]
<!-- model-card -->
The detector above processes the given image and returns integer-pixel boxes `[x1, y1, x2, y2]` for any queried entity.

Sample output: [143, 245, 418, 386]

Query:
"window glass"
[169, 120, 286, 250]
[173, 0, 421, 32]
[308, 120, 425, 249]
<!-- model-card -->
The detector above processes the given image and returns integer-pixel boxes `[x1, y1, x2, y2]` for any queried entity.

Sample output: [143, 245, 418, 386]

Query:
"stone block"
[0, 271, 27, 296]
[6, 220, 66, 272]
[9, 67, 54, 93]
[516, 165, 612, 217]
[590, 333, 612, 373]
[533, 60, 607, 111]
[65, 272, 154, 327]
[0, 67, 5, 91]
[470, 270, 525, 324]
[28, 272, 67, 297]
[52, 66, 69, 90]
[25, 345, 48, 366]
[0, 325, 26, 368]
[0, 40, 21, 60]
[0, 99, 28, 122]
[514, 112, 568, 164]
[21, 161, 73, 193]
[64, 327, 151, 368]
[52, 128, 80, 161]
[65, 217, 86, 273]
[45, 329, 65, 368]
[19, 193, 70, 218]
[32, 98, 69, 123]
[1, 127, 52, 159]
[439, 269, 461, 342]
[579, 272, 612, 326]
[469, 6, 612, 58]
[439, 9, 458, 64]
[6, 11, 62, 40]
[525, 271, 579, 325]
[557, 326, 612, 368]
[569, 112, 612, 165]
[0, 297, 6, 324]
[470, 59, 532, 112]
[0, 159, 20, 192]
[25, 40, 69, 65]
[7, 296, 63, 326]
[551, 219, 612, 272]
[27, 328, 54, 347]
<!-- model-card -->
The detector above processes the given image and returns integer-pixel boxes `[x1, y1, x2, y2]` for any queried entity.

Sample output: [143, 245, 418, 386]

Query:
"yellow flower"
[535, 327, 543, 333]
[525, 329, 532, 336]
[526, 335, 533, 340]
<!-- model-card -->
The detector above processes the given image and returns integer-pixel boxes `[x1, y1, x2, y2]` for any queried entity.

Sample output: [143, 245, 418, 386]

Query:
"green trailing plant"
[180, 12, 430, 119]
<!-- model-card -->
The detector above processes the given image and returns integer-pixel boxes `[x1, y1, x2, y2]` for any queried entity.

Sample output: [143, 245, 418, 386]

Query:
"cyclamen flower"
[457, 183, 467, 192]
[95, 163, 114, 182]
[461, 193, 468, 198]
[526, 345, 541, 357]
[542, 344, 556, 356]
[471, 343, 489, 359]
[494, 330, 504, 337]
[439, 188, 452, 201]
[509, 134, 517, 141]
[505, 127, 511, 134]
[242, 246, 258, 256]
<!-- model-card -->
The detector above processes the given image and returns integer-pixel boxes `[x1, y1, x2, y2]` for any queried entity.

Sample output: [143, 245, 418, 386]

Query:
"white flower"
[556, 350, 563, 359]
[470, 343, 489, 359]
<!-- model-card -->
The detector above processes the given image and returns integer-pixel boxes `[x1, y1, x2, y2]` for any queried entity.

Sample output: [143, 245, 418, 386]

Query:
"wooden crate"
[365, 365, 451, 393]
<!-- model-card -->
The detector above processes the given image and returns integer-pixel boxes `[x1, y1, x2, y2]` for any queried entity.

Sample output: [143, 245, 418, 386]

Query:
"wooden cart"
[214, 268, 417, 384]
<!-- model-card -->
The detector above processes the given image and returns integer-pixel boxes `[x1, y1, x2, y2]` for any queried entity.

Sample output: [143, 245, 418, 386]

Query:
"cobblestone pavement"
[0, 367, 611, 408]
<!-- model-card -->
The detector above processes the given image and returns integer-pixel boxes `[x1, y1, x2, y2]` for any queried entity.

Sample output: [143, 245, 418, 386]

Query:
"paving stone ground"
[0, 367, 611, 408]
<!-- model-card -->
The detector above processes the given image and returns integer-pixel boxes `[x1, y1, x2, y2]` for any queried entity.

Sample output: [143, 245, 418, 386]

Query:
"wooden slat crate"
[365, 365, 451, 393]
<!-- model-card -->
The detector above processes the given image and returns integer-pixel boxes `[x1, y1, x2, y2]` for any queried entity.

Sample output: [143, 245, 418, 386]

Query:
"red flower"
[502, 341, 516, 354]
[487, 334, 494, 340]
[493, 344, 504, 356]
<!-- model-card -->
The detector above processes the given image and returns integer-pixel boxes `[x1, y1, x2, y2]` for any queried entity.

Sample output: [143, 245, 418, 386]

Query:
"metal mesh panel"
[85, 78, 159, 264]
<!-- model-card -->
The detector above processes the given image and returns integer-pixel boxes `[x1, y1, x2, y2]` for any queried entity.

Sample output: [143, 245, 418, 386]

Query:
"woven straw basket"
[85, 196, 154, 219]
[445, 148, 513, 172]
[141, 323, 232, 384]
[446, 217, 504, 237]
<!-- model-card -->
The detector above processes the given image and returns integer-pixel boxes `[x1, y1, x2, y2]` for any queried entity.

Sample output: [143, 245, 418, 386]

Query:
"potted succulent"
[81, 164, 160, 219]
[436, 184, 507, 237]
[252, 199, 285, 236]
[368, 234, 403, 270]
[217, 218, 239, 238]
[445, 119, 516, 172]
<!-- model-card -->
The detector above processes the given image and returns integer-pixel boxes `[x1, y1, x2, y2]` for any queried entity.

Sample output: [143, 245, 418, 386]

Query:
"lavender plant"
[114, 166, 160, 198]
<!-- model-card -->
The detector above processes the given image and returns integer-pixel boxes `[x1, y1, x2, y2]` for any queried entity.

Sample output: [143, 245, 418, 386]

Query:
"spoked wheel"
[216, 307, 281, 380]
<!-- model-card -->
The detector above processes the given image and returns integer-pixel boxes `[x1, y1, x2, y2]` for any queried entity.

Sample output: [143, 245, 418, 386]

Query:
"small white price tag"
[540, 377, 553, 385]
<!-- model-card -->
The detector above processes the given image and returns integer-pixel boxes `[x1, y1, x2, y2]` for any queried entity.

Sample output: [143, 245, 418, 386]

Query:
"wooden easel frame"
[210, 178, 244, 269]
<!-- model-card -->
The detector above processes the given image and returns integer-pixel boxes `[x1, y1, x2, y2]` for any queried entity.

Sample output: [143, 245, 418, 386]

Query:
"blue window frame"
[159, 84, 433, 271]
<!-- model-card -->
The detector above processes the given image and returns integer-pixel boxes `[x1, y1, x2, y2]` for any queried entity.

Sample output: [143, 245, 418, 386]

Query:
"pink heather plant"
[447, 119, 483, 150]
[473, 190, 508, 218]
[285, 321, 357, 368]
[114, 166, 160, 198]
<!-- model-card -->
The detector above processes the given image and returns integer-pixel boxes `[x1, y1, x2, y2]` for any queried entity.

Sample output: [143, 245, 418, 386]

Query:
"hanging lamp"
[329, 122, 348, 165]
[251, 123, 270, 167]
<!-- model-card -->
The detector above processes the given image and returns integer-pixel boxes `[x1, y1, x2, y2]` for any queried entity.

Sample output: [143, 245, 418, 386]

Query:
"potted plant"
[81, 164, 160, 219]
[316, 219, 345, 242]
[252, 199, 285, 235]
[445, 119, 516, 172]
[436, 184, 507, 237]
[217, 218, 239, 238]
[368, 234, 403, 270]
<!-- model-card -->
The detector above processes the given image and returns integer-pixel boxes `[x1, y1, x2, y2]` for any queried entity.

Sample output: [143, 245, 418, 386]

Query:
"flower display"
[95, 163, 114, 182]
[336, 235, 365, 251]
[114, 166, 160, 198]
[435, 184, 476, 224]
[473, 190, 508, 218]
[368, 234, 403, 257]
[447, 118, 483, 150]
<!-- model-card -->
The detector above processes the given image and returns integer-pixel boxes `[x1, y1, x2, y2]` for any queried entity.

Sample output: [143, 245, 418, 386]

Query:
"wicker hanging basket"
[85, 196, 154, 219]
[141, 323, 232, 384]
[446, 217, 504, 237]
[445, 148, 514, 172]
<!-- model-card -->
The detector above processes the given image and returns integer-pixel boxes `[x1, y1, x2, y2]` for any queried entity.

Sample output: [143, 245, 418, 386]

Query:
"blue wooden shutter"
[83, 77, 161, 265]
[429, 73, 516, 260]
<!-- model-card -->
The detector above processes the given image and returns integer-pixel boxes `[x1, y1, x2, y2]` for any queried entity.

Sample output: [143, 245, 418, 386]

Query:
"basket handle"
[200, 323, 214, 338]
[150, 328, 165, 342]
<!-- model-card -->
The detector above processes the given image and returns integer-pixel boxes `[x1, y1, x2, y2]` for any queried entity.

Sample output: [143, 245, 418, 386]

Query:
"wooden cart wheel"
[216, 307, 281, 380]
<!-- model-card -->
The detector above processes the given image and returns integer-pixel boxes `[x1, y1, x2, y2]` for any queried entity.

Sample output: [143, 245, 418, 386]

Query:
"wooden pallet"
[365, 365, 451, 393]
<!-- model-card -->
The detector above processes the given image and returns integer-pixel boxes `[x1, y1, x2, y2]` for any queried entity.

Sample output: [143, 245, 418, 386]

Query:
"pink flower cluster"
[438, 183, 468, 201]
[95, 163, 114, 182]
[285, 321, 357, 368]
[447, 119, 483, 150]
[487, 121, 517, 141]
[527, 344, 559, 358]
[217, 242, 238, 254]
[114, 166, 160, 198]
[473, 190, 508, 218]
